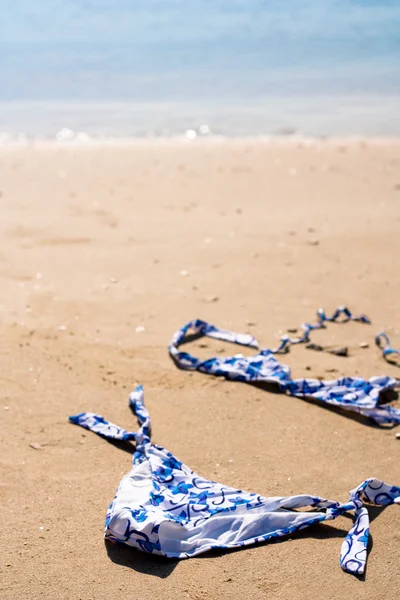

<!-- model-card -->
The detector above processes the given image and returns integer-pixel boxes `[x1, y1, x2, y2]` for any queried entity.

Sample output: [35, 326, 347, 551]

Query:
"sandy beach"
[1, 139, 399, 600]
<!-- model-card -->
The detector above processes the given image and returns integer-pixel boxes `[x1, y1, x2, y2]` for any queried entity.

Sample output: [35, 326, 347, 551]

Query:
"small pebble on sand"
[30, 443, 43, 450]
[205, 296, 219, 303]
[306, 343, 324, 352]
[328, 347, 348, 357]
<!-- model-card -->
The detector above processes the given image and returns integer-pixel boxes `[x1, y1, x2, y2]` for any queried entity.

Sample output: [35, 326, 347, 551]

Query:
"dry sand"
[1, 139, 399, 600]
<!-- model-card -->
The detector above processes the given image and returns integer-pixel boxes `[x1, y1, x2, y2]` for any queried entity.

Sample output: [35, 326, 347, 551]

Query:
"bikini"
[69, 309, 400, 575]
[70, 385, 399, 575]
[169, 307, 400, 425]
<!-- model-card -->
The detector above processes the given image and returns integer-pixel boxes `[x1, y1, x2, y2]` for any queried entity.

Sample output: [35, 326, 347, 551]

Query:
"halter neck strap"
[169, 306, 372, 368]
[271, 306, 370, 353]
[169, 318, 259, 370]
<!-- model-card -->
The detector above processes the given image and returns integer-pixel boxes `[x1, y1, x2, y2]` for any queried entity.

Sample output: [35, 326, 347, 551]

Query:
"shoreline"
[2, 134, 400, 148]
[2, 93, 400, 141]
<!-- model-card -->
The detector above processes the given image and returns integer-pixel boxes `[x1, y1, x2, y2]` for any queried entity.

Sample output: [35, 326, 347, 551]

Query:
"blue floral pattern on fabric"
[169, 307, 400, 425]
[69, 386, 400, 575]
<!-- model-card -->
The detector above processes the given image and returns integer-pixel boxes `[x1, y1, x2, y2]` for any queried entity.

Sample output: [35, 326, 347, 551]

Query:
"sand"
[1, 139, 399, 600]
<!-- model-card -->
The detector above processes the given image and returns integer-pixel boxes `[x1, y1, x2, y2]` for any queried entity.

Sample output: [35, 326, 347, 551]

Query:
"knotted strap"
[69, 385, 151, 452]
[338, 478, 400, 574]
[268, 478, 400, 575]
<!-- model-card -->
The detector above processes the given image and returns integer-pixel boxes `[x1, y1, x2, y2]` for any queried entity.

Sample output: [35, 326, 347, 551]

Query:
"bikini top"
[169, 307, 400, 426]
[69, 385, 400, 575]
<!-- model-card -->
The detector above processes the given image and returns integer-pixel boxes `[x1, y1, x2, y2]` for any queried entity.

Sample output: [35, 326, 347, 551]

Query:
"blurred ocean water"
[1, 1, 399, 139]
